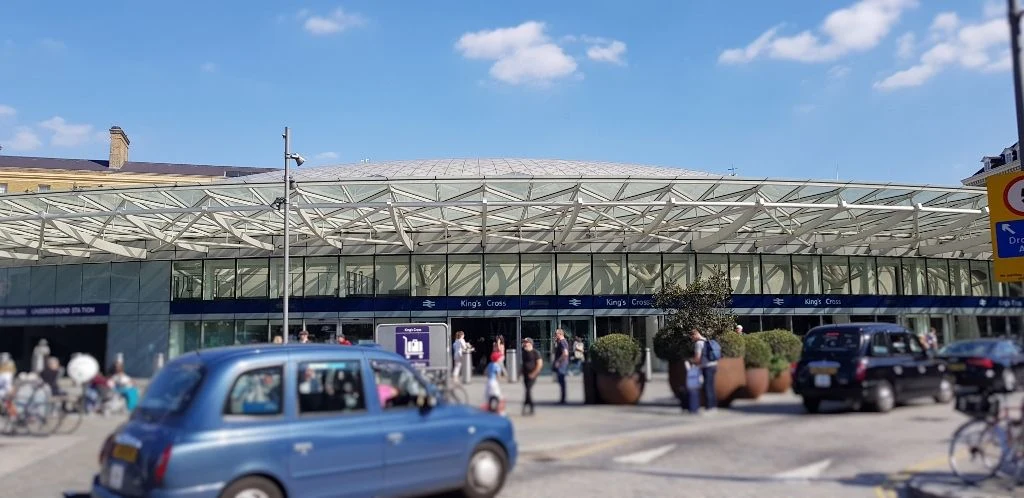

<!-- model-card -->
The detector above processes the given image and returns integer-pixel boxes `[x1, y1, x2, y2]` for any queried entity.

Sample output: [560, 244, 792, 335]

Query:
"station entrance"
[449, 317, 518, 375]
[0, 324, 107, 372]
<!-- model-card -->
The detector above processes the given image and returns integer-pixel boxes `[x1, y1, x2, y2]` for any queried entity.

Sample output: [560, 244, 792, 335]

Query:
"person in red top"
[336, 333, 353, 346]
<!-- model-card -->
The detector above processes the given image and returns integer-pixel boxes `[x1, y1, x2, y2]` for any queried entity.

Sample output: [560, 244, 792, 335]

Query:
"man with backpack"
[690, 327, 721, 412]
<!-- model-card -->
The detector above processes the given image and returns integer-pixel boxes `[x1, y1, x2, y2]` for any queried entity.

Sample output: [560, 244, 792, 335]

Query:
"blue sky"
[0, 0, 1017, 185]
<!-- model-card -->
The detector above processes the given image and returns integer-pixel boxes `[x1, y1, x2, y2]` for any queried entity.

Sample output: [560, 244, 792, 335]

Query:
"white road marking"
[772, 459, 833, 480]
[613, 444, 677, 465]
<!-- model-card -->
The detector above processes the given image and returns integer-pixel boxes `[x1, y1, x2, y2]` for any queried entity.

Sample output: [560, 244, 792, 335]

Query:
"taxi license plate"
[108, 463, 124, 490]
[814, 374, 831, 388]
[948, 363, 966, 372]
[112, 444, 138, 464]
[810, 367, 837, 375]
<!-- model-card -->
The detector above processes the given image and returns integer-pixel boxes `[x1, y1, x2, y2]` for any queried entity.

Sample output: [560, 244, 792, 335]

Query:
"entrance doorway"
[450, 317, 518, 375]
[0, 325, 107, 373]
[341, 320, 374, 344]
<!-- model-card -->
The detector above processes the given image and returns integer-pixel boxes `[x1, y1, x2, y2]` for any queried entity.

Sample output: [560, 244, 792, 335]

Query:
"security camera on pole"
[281, 127, 305, 344]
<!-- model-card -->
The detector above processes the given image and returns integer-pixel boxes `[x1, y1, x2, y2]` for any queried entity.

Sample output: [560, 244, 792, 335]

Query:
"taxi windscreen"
[803, 329, 862, 355]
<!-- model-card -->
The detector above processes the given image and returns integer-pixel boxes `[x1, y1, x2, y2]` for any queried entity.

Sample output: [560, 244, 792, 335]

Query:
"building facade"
[0, 159, 1009, 376]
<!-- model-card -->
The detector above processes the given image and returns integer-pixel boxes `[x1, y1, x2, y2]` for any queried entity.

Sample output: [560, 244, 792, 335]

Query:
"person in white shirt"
[452, 331, 469, 382]
[691, 328, 718, 411]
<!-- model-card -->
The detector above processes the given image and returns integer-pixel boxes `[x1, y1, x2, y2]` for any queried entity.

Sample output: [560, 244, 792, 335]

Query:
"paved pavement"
[0, 374, 1008, 497]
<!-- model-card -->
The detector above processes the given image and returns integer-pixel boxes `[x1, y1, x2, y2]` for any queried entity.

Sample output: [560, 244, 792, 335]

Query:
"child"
[484, 351, 507, 415]
[685, 360, 703, 414]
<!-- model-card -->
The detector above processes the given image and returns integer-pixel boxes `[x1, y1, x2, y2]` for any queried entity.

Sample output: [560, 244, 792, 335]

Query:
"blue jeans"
[702, 366, 717, 409]
[556, 365, 567, 403]
[686, 388, 701, 413]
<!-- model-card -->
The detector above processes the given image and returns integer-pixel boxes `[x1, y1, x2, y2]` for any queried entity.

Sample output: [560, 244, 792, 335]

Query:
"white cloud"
[3, 127, 42, 151]
[0, 104, 15, 118]
[38, 116, 96, 147]
[586, 40, 627, 65]
[456, 21, 578, 85]
[200, 62, 217, 73]
[828, 64, 852, 79]
[719, 0, 918, 64]
[314, 151, 339, 161]
[875, 13, 1009, 90]
[983, 1, 1004, 19]
[896, 32, 916, 59]
[39, 38, 65, 51]
[303, 8, 365, 36]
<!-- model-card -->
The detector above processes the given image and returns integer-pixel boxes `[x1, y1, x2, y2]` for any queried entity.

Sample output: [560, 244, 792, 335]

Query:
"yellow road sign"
[986, 170, 1024, 282]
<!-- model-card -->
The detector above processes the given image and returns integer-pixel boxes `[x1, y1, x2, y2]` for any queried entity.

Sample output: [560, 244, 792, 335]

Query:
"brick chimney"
[108, 126, 130, 169]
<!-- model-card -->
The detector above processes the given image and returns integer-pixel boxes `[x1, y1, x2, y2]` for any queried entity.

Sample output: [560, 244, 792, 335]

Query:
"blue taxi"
[90, 344, 517, 498]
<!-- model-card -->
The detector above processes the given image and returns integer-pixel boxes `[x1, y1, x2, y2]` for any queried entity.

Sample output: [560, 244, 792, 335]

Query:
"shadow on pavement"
[544, 462, 887, 490]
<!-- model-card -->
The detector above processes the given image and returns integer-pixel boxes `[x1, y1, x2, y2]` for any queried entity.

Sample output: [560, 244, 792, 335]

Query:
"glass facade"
[165, 253, 999, 300]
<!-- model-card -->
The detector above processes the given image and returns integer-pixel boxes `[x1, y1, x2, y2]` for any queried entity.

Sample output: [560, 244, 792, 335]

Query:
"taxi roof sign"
[987, 171, 1024, 282]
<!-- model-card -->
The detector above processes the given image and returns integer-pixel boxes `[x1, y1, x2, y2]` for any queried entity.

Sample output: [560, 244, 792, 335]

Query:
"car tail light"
[967, 358, 994, 369]
[854, 358, 868, 382]
[153, 445, 173, 486]
[98, 434, 114, 466]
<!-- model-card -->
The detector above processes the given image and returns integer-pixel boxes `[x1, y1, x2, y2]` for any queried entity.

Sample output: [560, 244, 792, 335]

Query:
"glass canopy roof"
[0, 159, 991, 262]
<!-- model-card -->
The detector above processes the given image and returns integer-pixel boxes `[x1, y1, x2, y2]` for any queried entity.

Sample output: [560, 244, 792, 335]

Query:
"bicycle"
[1, 379, 53, 437]
[948, 387, 1024, 484]
[423, 369, 469, 405]
[45, 389, 86, 435]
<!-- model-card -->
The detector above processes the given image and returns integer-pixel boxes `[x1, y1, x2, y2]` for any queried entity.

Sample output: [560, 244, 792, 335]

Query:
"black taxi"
[793, 323, 953, 413]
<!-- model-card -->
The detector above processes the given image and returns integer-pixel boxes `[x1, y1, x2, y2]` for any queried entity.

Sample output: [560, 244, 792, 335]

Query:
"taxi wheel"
[870, 381, 895, 413]
[934, 377, 954, 404]
[461, 441, 508, 498]
[801, 397, 820, 414]
[219, 476, 283, 498]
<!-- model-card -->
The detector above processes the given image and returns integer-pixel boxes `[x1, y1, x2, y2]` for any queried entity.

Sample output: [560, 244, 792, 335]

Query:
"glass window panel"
[226, 367, 282, 416]
[82, 263, 110, 303]
[304, 257, 339, 297]
[237, 320, 269, 345]
[821, 256, 850, 294]
[412, 255, 446, 296]
[236, 259, 270, 299]
[761, 255, 792, 294]
[298, 361, 366, 414]
[991, 261, 1003, 296]
[791, 255, 822, 294]
[169, 321, 202, 358]
[203, 260, 235, 300]
[849, 257, 877, 295]
[728, 254, 760, 294]
[876, 257, 901, 295]
[172, 261, 203, 300]
[271, 258, 303, 298]
[697, 254, 728, 280]
[521, 254, 555, 295]
[556, 254, 592, 295]
[484, 254, 520, 296]
[342, 256, 374, 297]
[948, 260, 971, 296]
[901, 258, 927, 295]
[376, 256, 411, 296]
[448, 255, 483, 296]
[593, 254, 626, 294]
[663, 254, 694, 288]
[627, 254, 662, 294]
[202, 320, 235, 348]
[970, 260, 992, 296]
[926, 259, 950, 296]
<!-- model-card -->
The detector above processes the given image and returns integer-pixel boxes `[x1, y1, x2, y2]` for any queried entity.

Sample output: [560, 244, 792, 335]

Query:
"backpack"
[704, 339, 722, 362]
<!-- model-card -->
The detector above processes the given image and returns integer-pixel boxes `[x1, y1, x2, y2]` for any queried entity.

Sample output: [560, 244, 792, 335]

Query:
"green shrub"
[742, 334, 771, 369]
[768, 356, 790, 378]
[718, 331, 745, 359]
[754, 329, 803, 363]
[653, 325, 693, 364]
[590, 334, 642, 376]
[651, 268, 735, 362]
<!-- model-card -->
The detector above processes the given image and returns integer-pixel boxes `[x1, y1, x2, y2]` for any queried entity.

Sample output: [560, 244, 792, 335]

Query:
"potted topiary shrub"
[740, 334, 772, 400]
[712, 330, 747, 407]
[590, 333, 645, 404]
[753, 329, 803, 393]
[653, 268, 737, 404]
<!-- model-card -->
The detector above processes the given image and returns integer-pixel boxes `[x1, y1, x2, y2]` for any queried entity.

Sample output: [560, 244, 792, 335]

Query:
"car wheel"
[934, 377, 954, 404]
[871, 381, 895, 413]
[802, 397, 820, 414]
[219, 476, 283, 498]
[460, 441, 508, 498]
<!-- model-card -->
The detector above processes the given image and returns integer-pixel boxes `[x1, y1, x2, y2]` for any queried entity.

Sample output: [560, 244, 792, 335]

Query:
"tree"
[652, 267, 735, 363]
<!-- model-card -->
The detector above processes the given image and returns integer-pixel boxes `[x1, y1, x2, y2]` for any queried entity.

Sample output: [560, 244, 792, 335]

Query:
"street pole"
[1008, 0, 1024, 158]
[282, 127, 291, 344]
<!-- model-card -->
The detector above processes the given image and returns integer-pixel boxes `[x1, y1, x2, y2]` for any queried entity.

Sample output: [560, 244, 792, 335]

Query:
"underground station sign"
[988, 171, 1024, 282]
[374, 323, 450, 370]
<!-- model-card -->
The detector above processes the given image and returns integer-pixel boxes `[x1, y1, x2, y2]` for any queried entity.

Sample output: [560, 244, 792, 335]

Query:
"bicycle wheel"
[447, 385, 469, 405]
[950, 418, 1007, 484]
[51, 396, 84, 435]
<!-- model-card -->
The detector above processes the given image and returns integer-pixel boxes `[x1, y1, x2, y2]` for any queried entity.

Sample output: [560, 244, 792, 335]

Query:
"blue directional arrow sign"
[994, 220, 1024, 259]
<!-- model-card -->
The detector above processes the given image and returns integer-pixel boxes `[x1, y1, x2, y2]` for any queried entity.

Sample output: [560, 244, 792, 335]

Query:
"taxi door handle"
[387, 432, 404, 445]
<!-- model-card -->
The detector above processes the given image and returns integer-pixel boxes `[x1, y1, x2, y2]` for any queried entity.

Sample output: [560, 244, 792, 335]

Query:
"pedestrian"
[685, 360, 702, 414]
[493, 334, 505, 362]
[926, 327, 939, 351]
[691, 328, 719, 412]
[272, 335, 283, 344]
[40, 356, 63, 396]
[336, 332, 352, 346]
[32, 339, 50, 373]
[735, 324, 743, 334]
[298, 329, 311, 344]
[553, 328, 570, 404]
[571, 336, 585, 375]
[452, 331, 467, 382]
[484, 351, 507, 415]
[520, 338, 543, 415]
